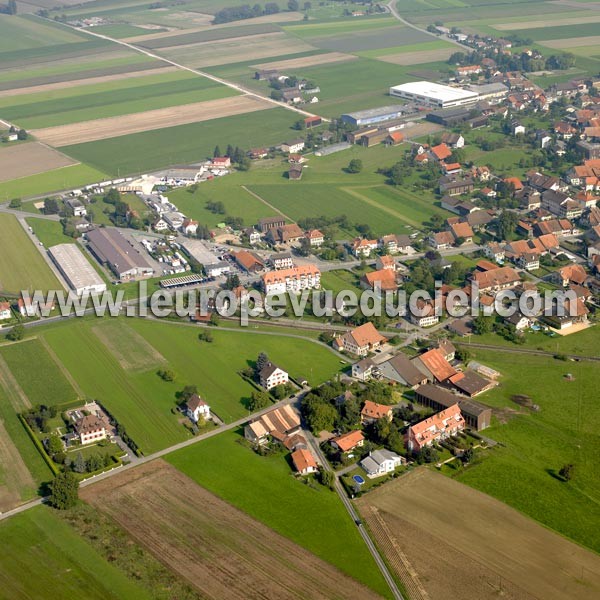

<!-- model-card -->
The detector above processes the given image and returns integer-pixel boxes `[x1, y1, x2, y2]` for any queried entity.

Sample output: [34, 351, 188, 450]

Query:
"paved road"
[44, 16, 328, 122]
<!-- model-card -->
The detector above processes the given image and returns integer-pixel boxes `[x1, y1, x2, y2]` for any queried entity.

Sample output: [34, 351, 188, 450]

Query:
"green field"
[494, 22, 600, 41]
[92, 23, 166, 38]
[452, 349, 600, 554]
[0, 506, 152, 599]
[0, 14, 86, 53]
[0, 338, 78, 407]
[62, 108, 298, 175]
[25, 218, 76, 247]
[167, 429, 392, 598]
[0, 72, 237, 129]
[284, 16, 397, 39]
[0, 213, 62, 294]
[0, 163, 108, 201]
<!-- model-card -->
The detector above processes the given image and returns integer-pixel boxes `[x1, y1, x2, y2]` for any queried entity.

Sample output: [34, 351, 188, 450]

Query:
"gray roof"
[380, 353, 425, 386]
[86, 228, 152, 277]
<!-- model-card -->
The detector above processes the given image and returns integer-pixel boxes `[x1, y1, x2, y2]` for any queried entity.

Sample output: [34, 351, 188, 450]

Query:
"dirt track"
[0, 66, 177, 99]
[32, 95, 273, 147]
[254, 51, 357, 71]
[81, 460, 384, 600]
[0, 142, 77, 181]
[357, 469, 600, 600]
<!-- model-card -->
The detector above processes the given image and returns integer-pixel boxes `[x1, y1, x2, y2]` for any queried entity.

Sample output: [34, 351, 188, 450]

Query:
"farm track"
[0, 419, 35, 513]
[240, 185, 296, 223]
[0, 354, 31, 410]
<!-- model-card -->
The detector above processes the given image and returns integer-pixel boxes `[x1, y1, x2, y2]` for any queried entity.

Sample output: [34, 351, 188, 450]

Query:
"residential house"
[270, 251, 293, 270]
[428, 230, 454, 250]
[74, 414, 107, 445]
[361, 400, 393, 425]
[484, 242, 505, 262]
[352, 237, 378, 257]
[352, 357, 376, 381]
[511, 120, 525, 135]
[406, 404, 465, 453]
[259, 362, 289, 390]
[450, 221, 474, 244]
[360, 269, 398, 292]
[306, 229, 324, 246]
[360, 449, 405, 478]
[152, 216, 169, 232]
[408, 299, 439, 327]
[431, 143, 453, 162]
[185, 394, 211, 423]
[181, 219, 198, 236]
[552, 264, 588, 287]
[541, 297, 589, 330]
[0, 302, 11, 320]
[472, 266, 520, 293]
[243, 227, 261, 245]
[291, 448, 318, 475]
[440, 132, 465, 148]
[211, 156, 231, 169]
[17, 297, 37, 318]
[281, 139, 305, 153]
[376, 254, 396, 271]
[331, 430, 365, 454]
[333, 322, 386, 356]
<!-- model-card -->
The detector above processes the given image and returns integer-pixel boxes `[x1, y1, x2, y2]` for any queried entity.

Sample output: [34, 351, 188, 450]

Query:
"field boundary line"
[241, 185, 296, 223]
[0, 353, 32, 410]
[340, 186, 421, 228]
[37, 335, 84, 398]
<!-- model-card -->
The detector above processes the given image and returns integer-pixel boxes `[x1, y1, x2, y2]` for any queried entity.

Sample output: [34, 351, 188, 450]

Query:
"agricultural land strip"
[0, 142, 77, 182]
[253, 51, 357, 71]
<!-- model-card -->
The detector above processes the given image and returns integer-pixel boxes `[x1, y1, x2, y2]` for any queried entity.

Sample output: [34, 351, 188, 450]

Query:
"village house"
[377, 353, 428, 388]
[351, 357, 376, 381]
[552, 264, 588, 287]
[407, 404, 465, 453]
[450, 221, 474, 244]
[352, 237, 378, 257]
[0, 302, 12, 320]
[281, 139, 305, 153]
[408, 299, 439, 328]
[333, 322, 386, 356]
[428, 230, 454, 250]
[235, 249, 265, 273]
[413, 348, 456, 384]
[361, 400, 393, 425]
[360, 269, 398, 292]
[360, 449, 405, 478]
[438, 174, 475, 196]
[181, 219, 198, 236]
[262, 265, 321, 295]
[542, 297, 589, 331]
[185, 394, 211, 423]
[380, 234, 413, 254]
[305, 229, 324, 246]
[270, 251, 294, 270]
[211, 156, 231, 169]
[472, 265, 520, 293]
[243, 227, 261, 245]
[291, 448, 318, 475]
[331, 430, 365, 454]
[259, 362, 289, 390]
[440, 132, 465, 148]
[266, 223, 305, 245]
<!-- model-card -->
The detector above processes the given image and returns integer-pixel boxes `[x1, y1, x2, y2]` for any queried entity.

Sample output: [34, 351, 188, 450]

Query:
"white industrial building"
[48, 243, 107, 296]
[389, 81, 479, 109]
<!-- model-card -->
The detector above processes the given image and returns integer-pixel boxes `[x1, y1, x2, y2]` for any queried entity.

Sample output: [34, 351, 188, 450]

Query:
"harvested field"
[91, 320, 167, 373]
[0, 419, 35, 512]
[0, 142, 76, 182]
[32, 95, 273, 147]
[0, 66, 177, 98]
[82, 460, 385, 600]
[254, 51, 357, 70]
[540, 35, 600, 49]
[161, 32, 315, 68]
[357, 469, 600, 600]
[493, 14, 600, 30]
[310, 26, 430, 53]
[378, 47, 455, 65]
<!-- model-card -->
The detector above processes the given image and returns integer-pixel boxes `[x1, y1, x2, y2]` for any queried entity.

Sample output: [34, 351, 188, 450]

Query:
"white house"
[163, 211, 185, 230]
[74, 415, 107, 445]
[281, 139, 305, 153]
[360, 449, 405, 478]
[351, 357, 376, 381]
[185, 394, 211, 423]
[0, 302, 11, 320]
[182, 219, 198, 236]
[17, 297, 38, 318]
[153, 217, 169, 232]
[259, 362, 289, 390]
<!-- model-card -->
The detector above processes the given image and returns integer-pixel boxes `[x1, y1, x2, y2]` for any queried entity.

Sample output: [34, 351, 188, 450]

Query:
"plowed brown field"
[81, 460, 385, 600]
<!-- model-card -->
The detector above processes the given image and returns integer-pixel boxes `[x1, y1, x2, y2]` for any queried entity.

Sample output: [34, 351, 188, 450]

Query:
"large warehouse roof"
[48, 243, 107, 295]
[342, 105, 406, 120]
[86, 227, 152, 277]
[390, 81, 478, 103]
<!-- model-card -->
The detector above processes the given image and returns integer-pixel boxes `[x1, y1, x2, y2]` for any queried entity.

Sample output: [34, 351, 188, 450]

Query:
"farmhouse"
[331, 430, 365, 453]
[413, 348, 456, 383]
[270, 251, 294, 270]
[407, 404, 465, 453]
[361, 400, 393, 425]
[448, 370, 496, 397]
[408, 299, 439, 328]
[377, 353, 428, 388]
[262, 265, 321, 295]
[472, 266, 520, 293]
[360, 449, 405, 478]
[259, 362, 289, 390]
[291, 448, 318, 475]
[234, 250, 265, 273]
[333, 322, 386, 356]
[360, 269, 398, 292]
[438, 174, 474, 196]
[265, 223, 304, 245]
[74, 414, 107, 445]
[281, 139, 305, 153]
[183, 394, 210, 424]
[48, 243, 107, 296]
[389, 81, 479, 109]
[414, 384, 491, 430]
[86, 228, 153, 281]
[244, 404, 301, 446]
[305, 229, 324, 246]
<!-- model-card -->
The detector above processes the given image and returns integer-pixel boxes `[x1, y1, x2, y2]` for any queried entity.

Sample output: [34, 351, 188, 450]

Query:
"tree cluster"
[213, 2, 280, 24]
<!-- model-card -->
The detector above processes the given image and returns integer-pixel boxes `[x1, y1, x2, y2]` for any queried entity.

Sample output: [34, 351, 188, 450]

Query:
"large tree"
[48, 471, 79, 510]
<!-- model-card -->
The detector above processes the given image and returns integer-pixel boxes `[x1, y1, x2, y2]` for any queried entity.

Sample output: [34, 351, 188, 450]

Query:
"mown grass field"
[451, 349, 600, 554]
[0, 338, 78, 407]
[0, 163, 109, 201]
[62, 108, 298, 176]
[0, 214, 62, 294]
[2, 72, 238, 129]
[167, 429, 393, 598]
[0, 506, 152, 599]
[25, 218, 76, 247]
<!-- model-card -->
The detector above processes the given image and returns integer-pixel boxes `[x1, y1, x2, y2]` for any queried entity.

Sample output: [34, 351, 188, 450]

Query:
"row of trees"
[213, 1, 306, 24]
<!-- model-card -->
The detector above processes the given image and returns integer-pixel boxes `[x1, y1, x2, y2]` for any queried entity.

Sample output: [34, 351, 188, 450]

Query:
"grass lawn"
[0, 163, 109, 201]
[62, 108, 298, 176]
[0, 506, 152, 599]
[92, 23, 167, 38]
[25, 218, 75, 247]
[451, 349, 600, 554]
[0, 213, 62, 294]
[167, 429, 392, 598]
[0, 338, 78, 407]
[321, 269, 364, 296]
[0, 14, 85, 53]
